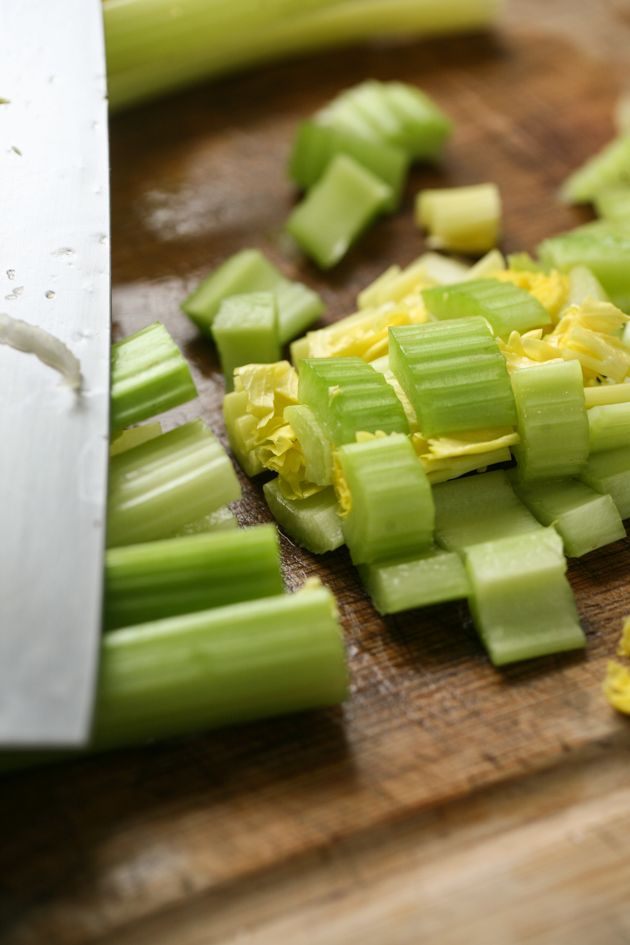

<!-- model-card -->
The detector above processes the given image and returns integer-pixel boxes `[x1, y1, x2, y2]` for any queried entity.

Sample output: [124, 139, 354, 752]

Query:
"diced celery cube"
[212, 293, 280, 391]
[359, 547, 469, 614]
[263, 479, 344, 554]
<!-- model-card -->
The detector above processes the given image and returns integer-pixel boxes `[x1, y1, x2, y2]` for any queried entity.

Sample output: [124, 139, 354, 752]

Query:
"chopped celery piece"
[594, 186, 630, 224]
[107, 419, 241, 547]
[223, 390, 265, 477]
[286, 154, 392, 269]
[289, 120, 409, 210]
[110, 322, 197, 431]
[507, 252, 547, 272]
[422, 446, 512, 484]
[389, 318, 516, 437]
[337, 434, 434, 565]
[104, 525, 283, 631]
[538, 229, 630, 311]
[465, 248, 506, 279]
[511, 360, 589, 481]
[465, 529, 585, 666]
[212, 293, 281, 391]
[589, 402, 630, 452]
[284, 404, 333, 485]
[422, 278, 550, 338]
[584, 384, 630, 408]
[298, 356, 408, 445]
[434, 469, 541, 552]
[561, 135, 630, 204]
[567, 265, 609, 305]
[510, 475, 625, 557]
[416, 252, 470, 285]
[110, 421, 163, 456]
[182, 249, 323, 343]
[359, 547, 469, 614]
[175, 506, 238, 535]
[416, 183, 501, 254]
[580, 445, 630, 518]
[263, 479, 343, 554]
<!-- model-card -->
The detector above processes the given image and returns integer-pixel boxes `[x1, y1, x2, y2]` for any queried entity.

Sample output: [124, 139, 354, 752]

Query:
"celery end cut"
[588, 403, 630, 453]
[263, 479, 344, 554]
[416, 183, 501, 254]
[537, 229, 630, 309]
[359, 547, 469, 614]
[284, 403, 333, 486]
[580, 446, 630, 519]
[212, 292, 281, 390]
[561, 135, 630, 204]
[422, 278, 550, 338]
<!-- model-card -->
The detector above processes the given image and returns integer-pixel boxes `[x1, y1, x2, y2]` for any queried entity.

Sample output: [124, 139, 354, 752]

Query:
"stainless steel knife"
[0, 0, 110, 746]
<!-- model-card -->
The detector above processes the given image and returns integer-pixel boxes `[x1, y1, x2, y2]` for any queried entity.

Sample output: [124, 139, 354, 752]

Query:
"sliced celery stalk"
[510, 475, 625, 557]
[465, 529, 585, 666]
[110, 421, 163, 456]
[274, 279, 326, 343]
[561, 135, 630, 204]
[110, 322, 197, 431]
[288, 120, 409, 210]
[594, 186, 630, 224]
[107, 419, 241, 547]
[585, 384, 630, 408]
[511, 360, 589, 481]
[434, 469, 541, 552]
[359, 547, 469, 614]
[286, 154, 393, 269]
[567, 265, 609, 305]
[223, 390, 265, 477]
[580, 445, 630, 518]
[284, 404, 333, 485]
[105, 525, 283, 631]
[298, 356, 408, 445]
[416, 183, 500, 254]
[465, 249, 506, 279]
[212, 293, 281, 391]
[389, 318, 516, 437]
[337, 433, 434, 565]
[263, 479, 343, 554]
[588, 402, 630, 452]
[538, 229, 630, 311]
[175, 506, 238, 535]
[422, 278, 550, 338]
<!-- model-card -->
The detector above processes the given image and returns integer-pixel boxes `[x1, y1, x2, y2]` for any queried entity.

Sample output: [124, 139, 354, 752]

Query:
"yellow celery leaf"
[421, 448, 512, 484]
[357, 257, 436, 309]
[488, 269, 569, 320]
[603, 661, 630, 714]
[553, 299, 630, 337]
[304, 298, 427, 362]
[424, 428, 519, 458]
[234, 361, 299, 427]
[331, 452, 351, 517]
[498, 329, 562, 373]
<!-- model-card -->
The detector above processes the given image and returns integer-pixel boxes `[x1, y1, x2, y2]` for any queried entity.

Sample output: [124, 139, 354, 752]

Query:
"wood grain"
[2, 2, 630, 943]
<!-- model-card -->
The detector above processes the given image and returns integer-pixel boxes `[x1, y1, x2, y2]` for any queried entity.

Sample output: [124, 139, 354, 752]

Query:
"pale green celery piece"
[174, 506, 238, 535]
[357, 265, 402, 309]
[263, 479, 344, 554]
[110, 421, 163, 456]
[286, 154, 393, 269]
[594, 186, 630, 224]
[223, 390, 265, 477]
[465, 248, 506, 279]
[416, 183, 501, 254]
[588, 402, 630, 452]
[465, 529, 585, 666]
[422, 278, 550, 338]
[507, 252, 547, 272]
[417, 252, 470, 285]
[511, 360, 589, 481]
[369, 355, 389, 374]
[105, 525, 283, 630]
[284, 404, 333, 486]
[580, 445, 630, 518]
[537, 229, 630, 310]
[212, 293, 280, 391]
[585, 384, 630, 408]
[509, 474, 625, 557]
[337, 433, 434, 565]
[433, 469, 542, 552]
[567, 265, 609, 305]
[110, 322, 197, 431]
[358, 547, 470, 615]
[274, 280, 325, 344]
[107, 419, 241, 547]
[383, 81, 452, 159]
[425, 446, 512, 485]
[290, 334, 311, 367]
[561, 135, 630, 204]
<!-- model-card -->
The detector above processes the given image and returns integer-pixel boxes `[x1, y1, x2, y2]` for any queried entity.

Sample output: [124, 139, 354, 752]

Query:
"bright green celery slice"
[588, 402, 630, 452]
[567, 265, 609, 305]
[389, 318, 516, 437]
[181, 248, 323, 343]
[595, 186, 630, 224]
[434, 469, 542, 552]
[107, 419, 241, 547]
[110, 322, 197, 431]
[511, 360, 589, 481]
[561, 135, 630, 204]
[465, 529, 585, 666]
[580, 445, 630, 518]
[286, 154, 393, 269]
[537, 229, 630, 311]
[104, 525, 283, 631]
[175, 506, 238, 535]
[509, 474, 625, 557]
[422, 278, 550, 338]
[284, 404, 333, 485]
[288, 120, 409, 210]
[298, 356, 408, 445]
[110, 421, 163, 456]
[263, 479, 343, 554]
[337, 433, 434, 565]
[212, 293, 280, 391]
[358, 547, 470, 615]
[416, 184, 501, 254]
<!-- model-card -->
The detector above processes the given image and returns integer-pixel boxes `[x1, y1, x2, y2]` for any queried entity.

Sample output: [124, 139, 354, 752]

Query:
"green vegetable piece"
[561, 135, 630, 204]
[416, 183, 501, 254]
[337, 433, 434, 565]
[222, 390, 265, 477]
[284, 403, 333, 486]
[212, 292, 281, 391]
[580, 445, 630, 518]
[358, 547, 470, 614]
[507, 252, 548, 272]
[588, 402, 630, 452]
[594, 186, 630, 224]
[422, 278, 550, 339]
[298, 356, 408, 445]
[567, 265, 609, 305]
[389, 318, 516, 437]
[538, 228, 630, 311]
[110, 322, 197, 431]
[511, 360, 588, 482]
[175, 506, 238, 535]
[465, 529, 586, 666]
[286, 154, 393, 269]
[110, 421, 163, 456]
[263, 480, 344, 554]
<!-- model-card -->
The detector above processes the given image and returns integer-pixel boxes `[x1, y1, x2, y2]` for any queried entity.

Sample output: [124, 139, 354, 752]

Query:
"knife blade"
[0, 0, 110, 746]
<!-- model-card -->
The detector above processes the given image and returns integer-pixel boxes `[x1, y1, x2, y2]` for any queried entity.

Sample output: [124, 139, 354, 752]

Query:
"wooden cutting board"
[2, 2, 630, 943]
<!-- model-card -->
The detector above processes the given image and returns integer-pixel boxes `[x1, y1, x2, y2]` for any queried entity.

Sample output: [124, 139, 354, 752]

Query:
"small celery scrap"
[415, 183, 501, 254]
[603, 616, 630, 714]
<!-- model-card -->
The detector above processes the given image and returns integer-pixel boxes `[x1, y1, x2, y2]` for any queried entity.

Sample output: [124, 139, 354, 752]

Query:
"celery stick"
[105, 525, 283, 630]
[263, 479, 343, 554]
[594, 186, 630, 224]
[110, 322, 197, 431]
[389, 318, 516, 437]
[588, 402, 630, 452]
[107, 419, 241, 547]
[567, 265, 609, 305]
[465, 529, 585, 666]
[175, 506, 238, 535]
[585, 384, 630, 408]
[337, 433, 434, 565]
[286, 154, 393, 269]
[223, 390, 266, 477]
[434, 469, 542, 552]
[510, 475, 625, 557]
[110, 421, 163, 456]
[284, 404, 333, 485]
[422, 278, 550, 338]
[511, 360, 589, 481]
[212, 293, 281, 391]
[561, 135, 630, 204]
[359, 547, 469, 614]
[580, 445, 630, 518]
[416, 183, 500, 254]
[538, 229, 630, 310]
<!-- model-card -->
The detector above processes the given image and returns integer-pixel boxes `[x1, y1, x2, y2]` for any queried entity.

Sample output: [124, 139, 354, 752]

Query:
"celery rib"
[359, 547, 469, 614]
